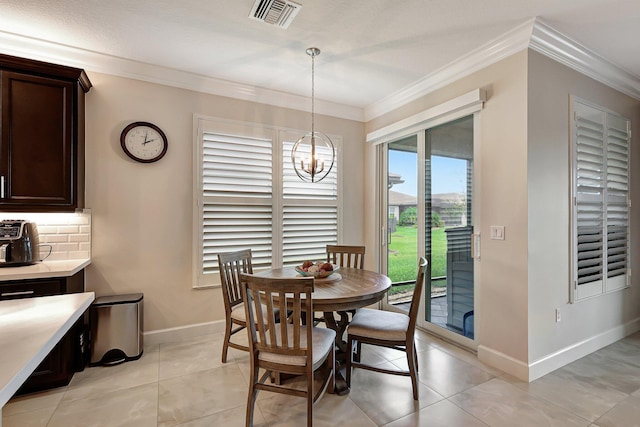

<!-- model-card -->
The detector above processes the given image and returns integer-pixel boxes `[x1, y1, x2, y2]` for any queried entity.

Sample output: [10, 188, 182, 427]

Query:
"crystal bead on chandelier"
[291, 47, 335, 183]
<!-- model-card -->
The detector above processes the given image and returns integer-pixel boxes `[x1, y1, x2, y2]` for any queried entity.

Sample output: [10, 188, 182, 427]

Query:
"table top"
[0, 259, 91, 282]
[254, 267, 391, 312]
[0, 292, 95, 407]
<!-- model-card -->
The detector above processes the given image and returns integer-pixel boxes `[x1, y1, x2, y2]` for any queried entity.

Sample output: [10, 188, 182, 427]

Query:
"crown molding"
[0, 30, 365, 122]
[364, 19, 536, 121]
[529, 20, 640, 101]
[366, 18, 640, 121]
[1, 18, 638, 125]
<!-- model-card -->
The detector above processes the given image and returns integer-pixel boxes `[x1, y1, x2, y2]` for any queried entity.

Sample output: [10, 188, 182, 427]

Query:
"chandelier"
[291, 47, 335, 183]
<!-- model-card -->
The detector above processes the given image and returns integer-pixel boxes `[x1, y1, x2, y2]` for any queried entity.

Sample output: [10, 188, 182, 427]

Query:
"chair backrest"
[326, 244, 365, 269]
[240, 273, 315, 359]
[408, 257, 428, 337]
[218, 249, 253, 312]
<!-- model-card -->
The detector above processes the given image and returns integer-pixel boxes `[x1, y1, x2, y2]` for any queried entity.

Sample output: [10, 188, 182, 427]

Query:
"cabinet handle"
[1, 290, 35, 297]
[0, 175, 4, 198]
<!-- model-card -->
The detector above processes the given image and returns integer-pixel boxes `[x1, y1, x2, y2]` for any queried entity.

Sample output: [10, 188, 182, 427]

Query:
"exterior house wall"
[84, 72, 365, 332]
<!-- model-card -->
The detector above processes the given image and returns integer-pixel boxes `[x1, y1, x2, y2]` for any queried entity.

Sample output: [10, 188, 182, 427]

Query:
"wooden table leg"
[324, 311, 351, 395]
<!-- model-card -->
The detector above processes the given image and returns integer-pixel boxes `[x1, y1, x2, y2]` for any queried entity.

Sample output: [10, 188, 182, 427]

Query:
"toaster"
[0, 220, 40, 267]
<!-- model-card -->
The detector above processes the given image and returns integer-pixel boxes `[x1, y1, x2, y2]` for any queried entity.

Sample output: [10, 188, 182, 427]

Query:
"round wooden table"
[254, 267, 391, 394]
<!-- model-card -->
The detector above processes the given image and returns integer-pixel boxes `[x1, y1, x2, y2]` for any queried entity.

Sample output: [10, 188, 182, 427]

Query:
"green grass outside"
[388, 225, 447, 295]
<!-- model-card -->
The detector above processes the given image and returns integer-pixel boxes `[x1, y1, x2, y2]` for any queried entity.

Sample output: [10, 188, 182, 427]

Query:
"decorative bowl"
[295, 264, 339, 279]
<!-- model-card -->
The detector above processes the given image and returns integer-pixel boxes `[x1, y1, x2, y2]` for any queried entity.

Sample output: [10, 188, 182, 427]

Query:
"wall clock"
[120, 121, 168, 163]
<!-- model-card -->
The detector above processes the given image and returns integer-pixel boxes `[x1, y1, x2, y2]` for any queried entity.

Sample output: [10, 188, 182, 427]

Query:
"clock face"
[120, 122, 168, 163]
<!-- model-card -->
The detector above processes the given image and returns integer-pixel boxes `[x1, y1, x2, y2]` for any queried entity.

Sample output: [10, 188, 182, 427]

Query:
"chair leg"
[355, 339, 362, 363]
[307, 367, 313, 427]
[346, 336, 353, 388]
[406, 341, 419, 400]
[222, 320, 232, 363]
[329, 344, 335, 393]
[414, 342, 419, 371]
[246, 363, 259, 427]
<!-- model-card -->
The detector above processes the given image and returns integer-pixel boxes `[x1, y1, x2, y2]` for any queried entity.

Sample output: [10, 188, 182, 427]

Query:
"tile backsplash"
[0, 210, 91, 261]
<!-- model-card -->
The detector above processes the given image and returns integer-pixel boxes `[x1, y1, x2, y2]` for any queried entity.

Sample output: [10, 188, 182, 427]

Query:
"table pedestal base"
[324, 311, 352, 395]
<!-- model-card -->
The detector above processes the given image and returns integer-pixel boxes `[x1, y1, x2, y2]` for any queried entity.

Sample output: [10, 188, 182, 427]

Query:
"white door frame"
[369, 90, 485, 350]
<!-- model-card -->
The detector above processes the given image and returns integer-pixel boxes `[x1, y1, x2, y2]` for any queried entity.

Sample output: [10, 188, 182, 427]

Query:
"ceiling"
[0, 0, 638, 118]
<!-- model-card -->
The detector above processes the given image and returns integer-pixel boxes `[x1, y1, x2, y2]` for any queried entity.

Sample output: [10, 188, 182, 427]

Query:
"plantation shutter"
[199, 128, 274, 283]
[572, 99, 630, 301]
[605, 113, 630, 291]
[282, 140, 338, 266]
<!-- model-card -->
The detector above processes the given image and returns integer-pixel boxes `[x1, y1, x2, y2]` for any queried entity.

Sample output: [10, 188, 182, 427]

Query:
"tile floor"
[3, 329, 640, 426]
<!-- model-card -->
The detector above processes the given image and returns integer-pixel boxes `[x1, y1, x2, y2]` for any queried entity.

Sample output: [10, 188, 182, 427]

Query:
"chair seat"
[259, 325, 336, 369]
[348, 308, 409, 341]
[230, 303, 278, 323]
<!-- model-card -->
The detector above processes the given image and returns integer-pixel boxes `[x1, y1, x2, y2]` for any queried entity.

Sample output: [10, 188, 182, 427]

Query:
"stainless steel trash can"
[90, 293, 143, 366]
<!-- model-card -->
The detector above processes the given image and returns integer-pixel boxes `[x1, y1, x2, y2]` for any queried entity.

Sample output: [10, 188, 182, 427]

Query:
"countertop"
[0, 292, 95, 408]
[0, 259, 91, 281]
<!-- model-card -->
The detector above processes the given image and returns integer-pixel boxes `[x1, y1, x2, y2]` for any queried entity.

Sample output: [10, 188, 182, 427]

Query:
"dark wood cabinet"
[0, 54, 91, 211]
[0, 270, 86, 394]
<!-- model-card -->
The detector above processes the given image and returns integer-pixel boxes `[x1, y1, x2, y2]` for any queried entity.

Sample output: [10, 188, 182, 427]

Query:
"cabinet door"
[0, 71, 76, 209]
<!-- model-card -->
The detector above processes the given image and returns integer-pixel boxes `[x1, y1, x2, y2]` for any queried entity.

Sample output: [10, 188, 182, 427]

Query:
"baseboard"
[478, 317, 640, 382]
[527, 317, 640, 381]
[143, 319, 226, 347]
[477, 345, 530, 381]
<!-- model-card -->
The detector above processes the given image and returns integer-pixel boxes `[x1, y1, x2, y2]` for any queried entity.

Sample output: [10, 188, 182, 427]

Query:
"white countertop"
[0, 259, 91, 281]
[0, 292, 95, 408]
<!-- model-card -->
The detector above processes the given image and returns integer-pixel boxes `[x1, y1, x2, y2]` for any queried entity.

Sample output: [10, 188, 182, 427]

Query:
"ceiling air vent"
[249, 0, 301, 29]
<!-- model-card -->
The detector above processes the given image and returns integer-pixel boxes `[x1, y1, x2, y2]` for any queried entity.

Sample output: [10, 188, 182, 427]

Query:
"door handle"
[0, 175, 4, 199]
[1, 290, 35, 297]
[471, 232, 481, 260]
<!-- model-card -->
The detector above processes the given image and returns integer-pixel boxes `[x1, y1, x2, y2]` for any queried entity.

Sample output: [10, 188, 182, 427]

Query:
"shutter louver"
[575, 114, 605, 290]
[572, 100, 630, 301]
[202, 204, 273, 273]
[203, 133, 272, 197]
[282, 205, 338, 266]
[201, 130, 273, 277]
[605, 114, 630, 287]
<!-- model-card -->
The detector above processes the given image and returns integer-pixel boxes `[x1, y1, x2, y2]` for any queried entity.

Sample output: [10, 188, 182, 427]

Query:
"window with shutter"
[571, 98, 631, 301]
[194, 118, 341, 288]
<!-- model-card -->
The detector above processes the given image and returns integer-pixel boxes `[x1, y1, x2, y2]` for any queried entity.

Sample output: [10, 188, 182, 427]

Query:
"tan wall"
[84, 72, 365, 332]
[365, 51, 531, 363]
[527, 50, 640, 362]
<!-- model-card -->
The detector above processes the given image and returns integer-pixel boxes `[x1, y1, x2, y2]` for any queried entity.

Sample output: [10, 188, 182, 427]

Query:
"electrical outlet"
[556, 308, 561, 322]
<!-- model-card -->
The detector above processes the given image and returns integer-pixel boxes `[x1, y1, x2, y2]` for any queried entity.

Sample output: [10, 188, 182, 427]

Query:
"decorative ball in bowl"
[295, 261, 339, 278]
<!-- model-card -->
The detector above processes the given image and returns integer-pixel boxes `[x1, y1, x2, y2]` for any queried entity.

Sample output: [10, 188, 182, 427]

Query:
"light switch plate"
[490, 225, 505, 240]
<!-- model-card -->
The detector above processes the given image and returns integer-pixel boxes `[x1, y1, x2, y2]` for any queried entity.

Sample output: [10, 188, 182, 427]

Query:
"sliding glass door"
[382, 115, 478, 344]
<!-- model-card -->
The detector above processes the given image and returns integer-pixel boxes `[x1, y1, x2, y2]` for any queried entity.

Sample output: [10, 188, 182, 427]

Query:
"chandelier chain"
[311, 50, 315, 136]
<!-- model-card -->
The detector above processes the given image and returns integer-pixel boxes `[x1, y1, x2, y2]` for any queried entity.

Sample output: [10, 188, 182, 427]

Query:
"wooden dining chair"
[345, 257, 427, 400]
[239, 273, 335, 427]
[217, 249, 255, 363]
[325, 244, 366, 321]
[326, 244, 365, 269]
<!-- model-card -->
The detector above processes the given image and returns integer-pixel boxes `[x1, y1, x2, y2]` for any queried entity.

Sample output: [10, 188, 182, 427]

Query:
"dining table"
[254, 266, 392, 395]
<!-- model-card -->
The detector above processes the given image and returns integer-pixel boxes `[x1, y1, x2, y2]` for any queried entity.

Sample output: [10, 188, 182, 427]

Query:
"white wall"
[84, 72, 365, 332]
[527, 51, 640, 377]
